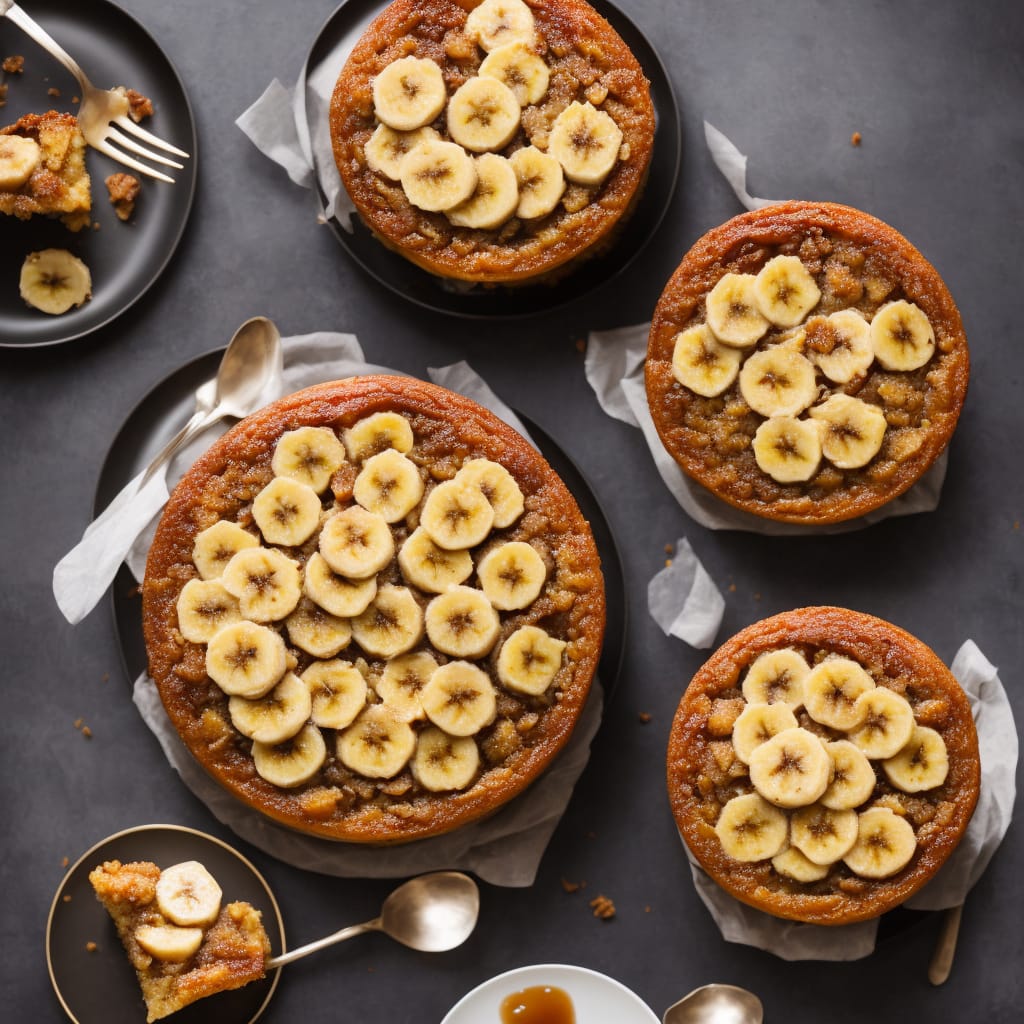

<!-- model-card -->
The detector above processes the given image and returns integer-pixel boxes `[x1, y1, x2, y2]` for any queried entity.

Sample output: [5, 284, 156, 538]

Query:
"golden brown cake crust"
[142, 375, 606, 843]
[646, 201, 970, 524]
[666, 607, 980, 925]
[329, 0, 655, 284]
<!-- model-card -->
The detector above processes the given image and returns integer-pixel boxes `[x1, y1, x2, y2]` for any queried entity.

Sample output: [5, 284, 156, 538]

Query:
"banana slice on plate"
[176, 579, 242, 644]
[134, 925, 204, 963]
[748, 727, 831, 808]
[420, 478, 495, 550]
[155, 861, 222, 927]
[477, 541, 546, 610]
[741, 648, 809, 709]
[353, 448, 424, 523]
[843, 806, 916, 878]
[400, 137, 479, 213]
[509, 145, 565, 220]
[751, 416, 823, 484]
[192, 520, 259, 580]
[882, 725, 949, 792]
[809, 394, 887, 469]
[20, 249, 92, 315]
[343, 412, 414, 462]
[251, 476, 322, 547]
[820, 739, 877, 810]
[447, 77, 521, 154]
[870, 300, 935, 371]
[447, 153, 519, 230]
[221, 547, 302, 621]
[398, 526, 474, 593]
[412, 727, 480, 792]
[805, 310, 874, 384]
[790, 804, 859, 865]
[272, 426, 348, 493]
[738, 347, 819, 418]
[228, 671, 312, 745]
[425, 585, 501, 658]
[753, 255, 821, 327]
[479, 41, 549, 106]
[548, 101, 622, 186]
[704, 273, 769, 348]
[373, 56, 447, 131]
[497, 625, 566, 696]
[285, 598, 352, 658]
[454, 459, 524, 529]
[714, 792, 788, 862]
[337, 705, 416, 778]
[0, 134, 41, 188]
[376, 650, 438, 722]
[771, 845, 830, 883]
[465, 0, 537, 51]
[351, 584, 424, 659]
[319, 506, 394, 579]
[671, 324, 743, 398]
[365, 124, 440, 181]
[730, 702, 799, 764]
[848, 687, 915, 759]
[420, 660, 497, 736]
[205, 621, 287, 699]
[803, 657, 875, 730]
[252, 722, 327, 788]
[304, 552, 378, 618]
[302, 660, 368, 730]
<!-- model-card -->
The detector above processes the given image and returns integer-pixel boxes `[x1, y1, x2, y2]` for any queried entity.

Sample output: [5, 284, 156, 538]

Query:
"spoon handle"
[928, 903, 964, 985]
[266, 917, 382, 969]
[138, 388, 218, 488]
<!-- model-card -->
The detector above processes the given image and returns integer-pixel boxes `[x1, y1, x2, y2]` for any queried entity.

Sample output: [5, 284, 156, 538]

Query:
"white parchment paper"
[647, 537, 724, 649]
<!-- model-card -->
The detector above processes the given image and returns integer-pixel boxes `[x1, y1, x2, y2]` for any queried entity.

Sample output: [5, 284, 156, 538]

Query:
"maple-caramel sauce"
[500, 985, 575, 1023]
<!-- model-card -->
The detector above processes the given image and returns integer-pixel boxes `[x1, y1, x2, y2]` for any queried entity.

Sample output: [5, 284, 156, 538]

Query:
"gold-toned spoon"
[663, 984, 764, 1024]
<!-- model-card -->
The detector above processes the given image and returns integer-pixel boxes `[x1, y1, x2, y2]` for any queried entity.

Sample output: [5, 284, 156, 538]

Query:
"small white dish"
[441, 963, 659, 1023]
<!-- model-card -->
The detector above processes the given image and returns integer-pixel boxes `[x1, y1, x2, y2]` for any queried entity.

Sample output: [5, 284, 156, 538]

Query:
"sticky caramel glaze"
[142, 376, 605, 844]
[329, 0, 654, 284]
[667, 607, 980, 925]
[646, 201, 969, 524]
[500, 985, 575, 1023]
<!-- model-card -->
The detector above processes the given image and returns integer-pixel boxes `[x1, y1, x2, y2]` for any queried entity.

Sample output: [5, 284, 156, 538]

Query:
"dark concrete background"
[1, 0, 1021, 1020]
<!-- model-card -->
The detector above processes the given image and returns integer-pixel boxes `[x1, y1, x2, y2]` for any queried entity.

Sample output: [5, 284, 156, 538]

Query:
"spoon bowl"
[663, 984, 764, 1024]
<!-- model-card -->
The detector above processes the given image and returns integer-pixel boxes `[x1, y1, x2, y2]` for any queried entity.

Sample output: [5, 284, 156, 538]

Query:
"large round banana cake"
[329, 0, 655, 284]
[667, 607, 979, 925]
[645, 201, 969, 524]
[142, 376, 605, 843]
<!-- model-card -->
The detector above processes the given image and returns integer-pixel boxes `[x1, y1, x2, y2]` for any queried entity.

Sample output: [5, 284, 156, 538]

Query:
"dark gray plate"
[47, 824, 285, 1024]
[0, 0, 197, 347]
[299, 0, 680, 318]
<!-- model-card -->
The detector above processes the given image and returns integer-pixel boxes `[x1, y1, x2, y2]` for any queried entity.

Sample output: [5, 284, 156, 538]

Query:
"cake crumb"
[85, 941, 98, 953]
[0, 83, 7, 106]
[73, 718, 83, 729]
[125, 88, 154, 122]
[638, 711, 651, 724]
[850, 131, 862, 146]
[560, 878, 581, 894]
[3, 55, 24, 74]
[589, 894, 616, 919]
[753, 592, 761, 601]
[82, 725, 93, 739]
[48, 87, 61, 97]
[728, 583, 736, 592]
[105, 172, 140, 221]
[62, 856, 70, 867]
[644, 905, 652, 913]
[63, 894, 72, 903]
[574, 338, 586, 353]
[664, 543, 674, 555]
[665, 558, 672, 567]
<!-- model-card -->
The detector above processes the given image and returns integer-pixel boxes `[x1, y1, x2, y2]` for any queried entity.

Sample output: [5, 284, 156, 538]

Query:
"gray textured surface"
[1, 0, 1022, 1020]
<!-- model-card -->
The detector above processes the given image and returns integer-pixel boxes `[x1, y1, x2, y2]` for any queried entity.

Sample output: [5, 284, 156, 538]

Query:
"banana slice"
[748, 727, 832, 808]
[714, 792, 789, 862]
[670, 324, 743, 398]
[364, 124, 440, 180]
[820, 740, 877, 810]
[304, 552, 378, 618]
[155, 861, 222, 927]
[870, 300, 935, 371]
[302, 660, 368, 730]
[350, 584, 424, 659]
[478, 41, 549, 105]
[805, 310, 874, 384]
[134, 925, 204, 963]
[548, 101, 622, 186]
[843, 806, 916, 878]
[465, 0, 537, 51]
[400, 137, 479, 212]
[882, 726, 949, 792]
[319, 506, 394, 579]
[420, 478, 495, 550]
[205, 620, 287, 699]
[192, 520, 259, 580]
[221, 547, 302, 622]
[731, 702, 800, 764]
[398, 526, 474, 593]
[509, 145, 565, 219]
[251, 476, 322, 547]
[343, 412, 414, 462]
[497, 625, 566, 696]
[704, 273, 769, 349]
[808, 394, 887, 469]
[751, 416, 823, 484]
[771, 845, 830, 883]
[0, 134, 41, 188]
[229, 671, 312, 745]
[271, 426, 348, 493]
[372, 56, 447, 131]
[738, 347, 818, 418]
[790, 804, 859, 865]
[803, 658, 876, 730]
[376, 650, 438, 722]
[20, 249, 92, 315]
[741, 649, 809, 709]
[447, 77, 521, 154]
[420, 660, 497, 736]
[447, 153, 519, 229]
[252, 722, 327, 788]
[753, 255, 821, 327]
[477, 541, 546, 610]
[848, 687, 915, 760]
[454, 458, 524, 529]
[353, 448, 424, 523]
[425, 585, 501, 658]
[337, 705, 416, 778]
[285, 598, 352, 658]
[176, 579, 243, 644]
[412, 726, 480, 792]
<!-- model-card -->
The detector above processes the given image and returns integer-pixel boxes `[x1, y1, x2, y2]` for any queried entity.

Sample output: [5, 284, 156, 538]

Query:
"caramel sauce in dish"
[500, 985, 576, 1023]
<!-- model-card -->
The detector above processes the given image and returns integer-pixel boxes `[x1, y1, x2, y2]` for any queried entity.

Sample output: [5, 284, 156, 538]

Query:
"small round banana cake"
[646, 201, 969, 524]
[329, 0, 655, 284]
[667, 607, 979, 925]
[142, 376, 605, 843]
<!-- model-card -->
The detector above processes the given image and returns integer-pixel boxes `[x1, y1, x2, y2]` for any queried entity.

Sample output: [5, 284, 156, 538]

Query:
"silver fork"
[0, 0, 189, 182]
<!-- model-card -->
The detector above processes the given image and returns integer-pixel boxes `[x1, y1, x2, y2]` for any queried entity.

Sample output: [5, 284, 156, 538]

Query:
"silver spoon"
[266, 871, 479, 969]
[138, 316, 282, 487]
[928, 902, 964, 985]
[663, 984, 764, 1024]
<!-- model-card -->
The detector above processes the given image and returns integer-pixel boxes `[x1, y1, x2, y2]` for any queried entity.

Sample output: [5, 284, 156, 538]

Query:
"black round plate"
[299, 0, 680, 318]
[0, 0, 197, 347]
[47, 824, 284, 1024]
[94, 351, 626, 699]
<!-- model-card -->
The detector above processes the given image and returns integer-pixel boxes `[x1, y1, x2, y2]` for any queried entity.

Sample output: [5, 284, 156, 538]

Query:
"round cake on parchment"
[329, 0, 655, 284]
[667, 607, 980, 925]
[142, 376, 605, 843]
[646, 201, 969, 524]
